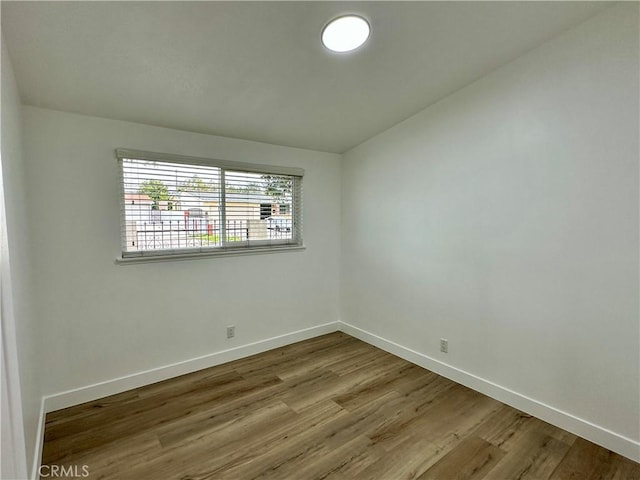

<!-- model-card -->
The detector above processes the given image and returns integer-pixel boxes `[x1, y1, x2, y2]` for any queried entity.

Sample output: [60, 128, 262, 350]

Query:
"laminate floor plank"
[417, 436, 504, 480]
[548, 437, 640, 480]
[43, 371, 258, 463]
[48, 433, 163, 480]
[225, 391, 392, 479]
[282, 355, 412, 413]
[185, 401, 350, 480]
[269, 434, 378, 480]
[352, 435, 446, 480]
[484, 430, 572, 480]
[232, 333, 359, 379]
[41, 332, 640, 479]
[309, 391, 404, 452]
[273, 341, 376, 382]
[151, 402, 303, 480]
[368, 384, 501, 452]
[332, 363, 427, 411]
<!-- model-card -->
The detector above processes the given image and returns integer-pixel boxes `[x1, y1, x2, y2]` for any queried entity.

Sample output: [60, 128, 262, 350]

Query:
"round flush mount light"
[321, 15, 370, 53]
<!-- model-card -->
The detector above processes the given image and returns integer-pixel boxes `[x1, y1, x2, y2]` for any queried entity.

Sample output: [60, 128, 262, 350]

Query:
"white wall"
[22, 107, 341, 398]
[342, 3, 639, 456]
[1, 39, 39, 478]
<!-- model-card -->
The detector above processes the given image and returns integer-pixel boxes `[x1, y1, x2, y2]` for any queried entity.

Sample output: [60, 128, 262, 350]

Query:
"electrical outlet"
[440, 338, 448, 353]
[227, 325, 235, 339]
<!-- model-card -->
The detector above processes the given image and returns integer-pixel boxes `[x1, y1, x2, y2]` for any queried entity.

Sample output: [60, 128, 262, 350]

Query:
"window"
[117, 149, 303, 260]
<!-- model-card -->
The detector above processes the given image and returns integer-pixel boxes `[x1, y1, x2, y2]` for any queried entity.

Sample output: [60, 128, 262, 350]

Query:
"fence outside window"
[132, 218, 292, 251]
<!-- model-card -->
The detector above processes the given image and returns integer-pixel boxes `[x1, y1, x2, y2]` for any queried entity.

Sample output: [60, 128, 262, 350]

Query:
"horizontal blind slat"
[118, 152, 302, 258]
[117, 148, 304, 177]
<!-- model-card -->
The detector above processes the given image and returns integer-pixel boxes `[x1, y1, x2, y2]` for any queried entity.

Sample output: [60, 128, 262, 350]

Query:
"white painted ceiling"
[2, 1, 608, 153]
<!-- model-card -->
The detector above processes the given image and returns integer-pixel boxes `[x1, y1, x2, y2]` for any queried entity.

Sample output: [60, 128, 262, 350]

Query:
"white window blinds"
[117, 149, 303, 259]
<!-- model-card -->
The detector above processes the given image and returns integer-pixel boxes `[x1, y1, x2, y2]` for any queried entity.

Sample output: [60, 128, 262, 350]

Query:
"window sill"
[115, 245, 306, 265]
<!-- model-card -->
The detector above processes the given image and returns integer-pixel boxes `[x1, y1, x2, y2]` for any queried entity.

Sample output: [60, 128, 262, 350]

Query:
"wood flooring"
[42, 332, 640, 479]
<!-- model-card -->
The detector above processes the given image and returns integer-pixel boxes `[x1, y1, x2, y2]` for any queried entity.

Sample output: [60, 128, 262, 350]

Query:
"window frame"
[116, 148, 304, 263]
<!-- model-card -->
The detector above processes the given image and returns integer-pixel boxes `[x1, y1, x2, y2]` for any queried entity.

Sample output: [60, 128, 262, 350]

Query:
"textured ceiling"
[2, 1, 609, 153]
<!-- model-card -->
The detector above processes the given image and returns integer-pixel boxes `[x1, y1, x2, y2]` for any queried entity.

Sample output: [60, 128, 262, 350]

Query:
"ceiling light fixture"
[321, 15, 370, 53]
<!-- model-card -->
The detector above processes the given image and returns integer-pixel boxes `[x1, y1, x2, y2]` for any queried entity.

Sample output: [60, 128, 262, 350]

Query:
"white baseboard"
[42, 322, 339, 413]
[338, 321, 640, 463]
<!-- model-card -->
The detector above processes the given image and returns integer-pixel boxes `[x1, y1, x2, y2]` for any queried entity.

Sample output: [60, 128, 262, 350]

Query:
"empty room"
[1, 1, 639, 479]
